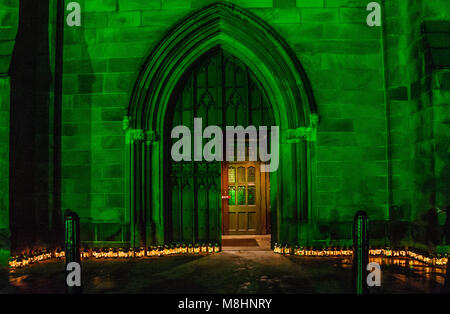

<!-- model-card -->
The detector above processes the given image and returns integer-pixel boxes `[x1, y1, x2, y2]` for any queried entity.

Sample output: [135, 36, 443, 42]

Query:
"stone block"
[85, 0, 117, 12]
[300, 8, 338, 23]
[317, 162, 345, 176]
[101, 108, 123, 121]
[162, 0, 191, 9]
[81, 13, 109, 28]
[318, 132, 357, 146]
[91, 179, 124, 194]
[338, 69, 383, 90]
[317, 176, 342, 192]
[191, 0, 217, 8]
[251, 8, 301, 23]
[388, 86, 408, 100]
[101, 136, 124, 149]
[103, 165, 123, 178]
[62, 136, 91, 151]
[108, 58, 142, 72]
[319, 118, 354, 132]
[108, 11, 141, 27]
[91, 208, 124, 222]
[81, 93, 128, 108]
[339, 7, 367, 24]
[297, 0, 323, 7]
[92, 150, 124, 164]
[104, 73, 136, 93]
[90, 194, 106, 208]
[61, 193, 90, 210]
[62, 178, 91, 193]
[78, 74, 104, 93]
[64, 59, 107, 74]
[231, 0, 273, 7]
[119, 0, 161, 10]
[324, 0, 368, 7]
[97, 223, 123, 240]
[141, 9, 189, 26]
[62, 151, 91, 165]
[323, 23, 380, 39]
[274, 0, 296, 8]
[106, 194, 125, 207]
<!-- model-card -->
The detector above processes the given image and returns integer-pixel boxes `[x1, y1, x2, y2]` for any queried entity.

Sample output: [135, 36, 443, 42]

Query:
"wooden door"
[223, 162, 269, 235]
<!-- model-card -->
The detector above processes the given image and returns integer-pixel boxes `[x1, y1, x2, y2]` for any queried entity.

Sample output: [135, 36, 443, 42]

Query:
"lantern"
[188, 244, 193, 254]
[214, 243, 220, 253]
[283, 245, 290, 255]
[15, 256, 22, 268]
[182, 244, 187, 254]
[9, 257, 16, 268]
[201, 243, 207, 253]
[194, 244, 200, 254]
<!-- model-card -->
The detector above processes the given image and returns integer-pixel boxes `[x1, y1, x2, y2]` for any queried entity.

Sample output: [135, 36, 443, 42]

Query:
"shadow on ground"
[0, 251, 446, 294]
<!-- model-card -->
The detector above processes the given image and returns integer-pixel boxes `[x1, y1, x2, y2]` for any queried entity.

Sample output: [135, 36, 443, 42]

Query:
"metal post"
[64, 210, 82, 294]
[444, 256, 450, 294]
[352, 210, 369, 294]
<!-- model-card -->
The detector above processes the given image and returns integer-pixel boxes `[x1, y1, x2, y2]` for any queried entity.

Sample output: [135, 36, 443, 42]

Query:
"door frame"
[124, 2, 317, 248]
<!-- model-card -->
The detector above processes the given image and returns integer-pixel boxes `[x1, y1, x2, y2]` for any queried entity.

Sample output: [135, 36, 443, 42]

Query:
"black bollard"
[444, 256, 450, 294]
[352, 210, 369, 294]
[64, 210, 82, 294]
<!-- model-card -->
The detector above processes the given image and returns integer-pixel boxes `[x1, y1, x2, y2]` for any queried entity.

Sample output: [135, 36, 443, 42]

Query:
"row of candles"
[273, 244, 448, 266]
[89, 243, 221, 259]
[9, 249, 66, 268]
[9, 243, 448, 269]
[9, 243, 221, 269]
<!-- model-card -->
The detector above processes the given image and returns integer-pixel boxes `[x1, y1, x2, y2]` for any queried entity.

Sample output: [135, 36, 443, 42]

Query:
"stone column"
[0, 78, 10, 266]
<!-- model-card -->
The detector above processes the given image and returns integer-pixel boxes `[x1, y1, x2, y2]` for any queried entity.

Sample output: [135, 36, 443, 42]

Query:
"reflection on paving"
[0, 252, 447, 294]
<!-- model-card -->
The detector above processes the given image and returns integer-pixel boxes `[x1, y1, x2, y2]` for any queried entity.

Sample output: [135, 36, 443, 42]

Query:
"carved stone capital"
[286, 113, 320, 143]
[125, 129, 145, 144]
[123, 116, 159, 144]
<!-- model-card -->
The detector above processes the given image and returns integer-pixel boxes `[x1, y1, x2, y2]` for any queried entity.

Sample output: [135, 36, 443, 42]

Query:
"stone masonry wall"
[61, 0, 389, 245]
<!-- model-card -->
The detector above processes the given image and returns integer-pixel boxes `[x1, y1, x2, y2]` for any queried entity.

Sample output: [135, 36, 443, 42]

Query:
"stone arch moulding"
[124, 1, 319, 248]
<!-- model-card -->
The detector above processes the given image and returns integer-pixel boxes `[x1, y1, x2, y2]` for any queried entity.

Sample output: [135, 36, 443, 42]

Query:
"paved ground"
[0, 250, 447, 294]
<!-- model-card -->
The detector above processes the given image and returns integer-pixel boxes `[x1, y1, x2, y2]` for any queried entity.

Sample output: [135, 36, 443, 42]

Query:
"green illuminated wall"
[3, 0, 448, 251]
[0, 0, 18, 263]
[61, 1, 382, 245]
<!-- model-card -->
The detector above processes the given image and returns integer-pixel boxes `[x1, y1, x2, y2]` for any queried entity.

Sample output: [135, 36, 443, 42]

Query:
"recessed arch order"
[124, 1, 318, 248]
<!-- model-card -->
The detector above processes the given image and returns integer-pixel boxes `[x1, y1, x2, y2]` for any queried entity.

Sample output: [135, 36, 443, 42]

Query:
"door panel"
[226, 162, 260, 235]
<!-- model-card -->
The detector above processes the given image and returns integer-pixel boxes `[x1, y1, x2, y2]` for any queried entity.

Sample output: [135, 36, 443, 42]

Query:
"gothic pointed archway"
[124, 1, 318, 248]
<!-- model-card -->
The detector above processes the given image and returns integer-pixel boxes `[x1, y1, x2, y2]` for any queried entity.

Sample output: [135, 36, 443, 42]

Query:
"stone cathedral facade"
[0, 0, 448, 262]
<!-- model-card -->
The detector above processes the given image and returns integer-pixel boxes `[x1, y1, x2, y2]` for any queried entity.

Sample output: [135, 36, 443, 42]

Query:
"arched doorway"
[124, 2, 317, 249]
[164, 48, 275, 244]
